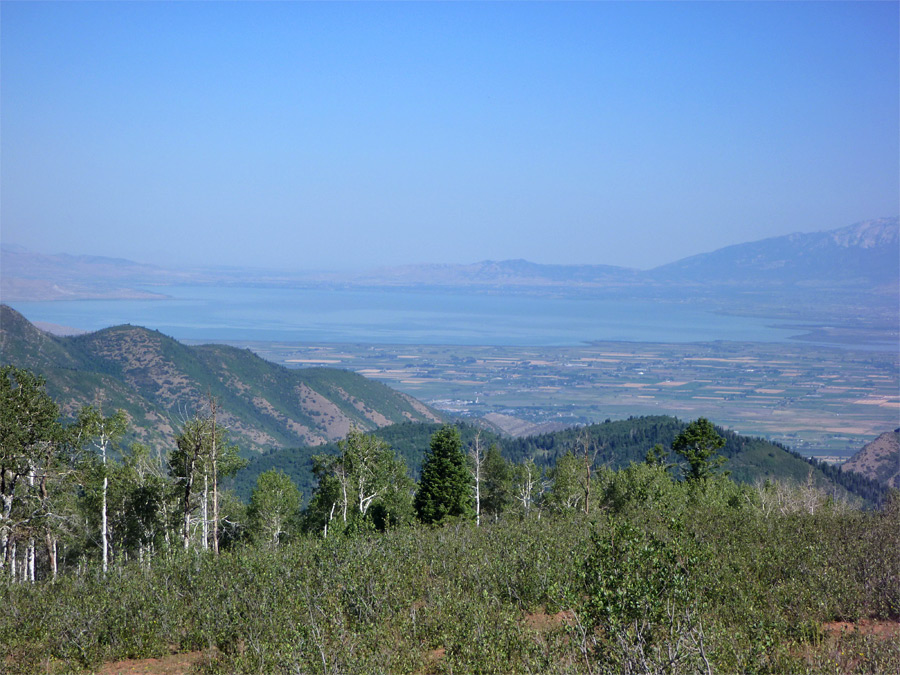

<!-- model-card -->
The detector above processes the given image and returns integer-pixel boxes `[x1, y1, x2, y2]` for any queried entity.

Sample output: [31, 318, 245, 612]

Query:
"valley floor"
[210, 338, 899, 460]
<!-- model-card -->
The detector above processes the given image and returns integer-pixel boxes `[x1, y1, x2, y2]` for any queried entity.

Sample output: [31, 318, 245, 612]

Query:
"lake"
[7, 285, 804, 346]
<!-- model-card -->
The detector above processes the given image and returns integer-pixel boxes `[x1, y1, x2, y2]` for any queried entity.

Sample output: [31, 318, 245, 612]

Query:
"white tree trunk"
[340, 465, 348, 524]
[97, 430, 112, 575]
[202, 471, 209, 551]
[46, 532, 57, 580]
[183, 456, 195, 551]
[27, 538, 35, 582]
[27, 466, 37, 581]
[325, 502, 336, 539]
[469, 433, 483, 527]
[0, 491, 12, 577]
[102, 472, 109, 573]
[210, 397, 219, 555]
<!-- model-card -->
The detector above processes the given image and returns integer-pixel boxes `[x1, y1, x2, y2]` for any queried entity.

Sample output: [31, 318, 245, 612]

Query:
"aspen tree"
[75, 407, 126, 573]
[0, 367, 61, 581]
[468, 431, 485, 526]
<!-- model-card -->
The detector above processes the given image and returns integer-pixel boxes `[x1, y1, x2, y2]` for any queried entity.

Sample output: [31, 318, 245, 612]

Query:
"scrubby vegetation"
[3, 475, 898, 674]
[3, 365, 898, 673]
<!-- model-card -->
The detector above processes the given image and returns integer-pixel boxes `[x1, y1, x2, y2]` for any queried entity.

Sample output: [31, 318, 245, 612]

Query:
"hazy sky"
[2, 1, 897, 271]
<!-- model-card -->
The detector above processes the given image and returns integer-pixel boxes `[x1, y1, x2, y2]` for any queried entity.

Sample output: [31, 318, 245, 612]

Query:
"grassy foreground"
[3, 469, 898, 674]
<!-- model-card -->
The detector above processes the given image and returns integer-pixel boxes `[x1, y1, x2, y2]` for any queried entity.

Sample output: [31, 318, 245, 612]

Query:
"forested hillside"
[234, 416, 887, 506]
[0, 305, 441, 453]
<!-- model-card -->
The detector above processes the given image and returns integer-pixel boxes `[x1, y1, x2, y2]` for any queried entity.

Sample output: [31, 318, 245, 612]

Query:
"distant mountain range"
[355, 259, 642, 288]
[2, 217, 897, 301]
[648, 217, 899, 289]
[362, 218, 899, 291]
[0, 305, 441, 454]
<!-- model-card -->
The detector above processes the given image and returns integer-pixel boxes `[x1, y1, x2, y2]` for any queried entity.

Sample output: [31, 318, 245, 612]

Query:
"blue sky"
[2, 1, 897, 271]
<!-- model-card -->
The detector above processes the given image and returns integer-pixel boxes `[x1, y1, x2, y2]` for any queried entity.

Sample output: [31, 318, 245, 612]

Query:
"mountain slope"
[352, 217, 899, 291]
[841, 430, 900, 489]
[0, 244, 172, 300]
[0, 305, 441, 453]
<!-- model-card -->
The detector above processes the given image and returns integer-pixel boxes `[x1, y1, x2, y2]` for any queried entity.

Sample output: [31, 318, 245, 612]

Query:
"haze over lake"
[11, 285, 806, 346]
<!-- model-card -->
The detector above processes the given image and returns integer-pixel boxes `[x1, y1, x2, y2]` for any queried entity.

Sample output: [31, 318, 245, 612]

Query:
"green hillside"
[0, 305, 442, 454]
[234, 416, 887, 505]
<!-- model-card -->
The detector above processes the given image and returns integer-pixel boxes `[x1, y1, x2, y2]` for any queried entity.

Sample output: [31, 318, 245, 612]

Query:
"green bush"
[2, 470, 897, 674]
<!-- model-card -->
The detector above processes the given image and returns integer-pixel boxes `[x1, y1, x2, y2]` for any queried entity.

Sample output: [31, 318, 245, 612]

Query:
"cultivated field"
[217, 339, 899, 461]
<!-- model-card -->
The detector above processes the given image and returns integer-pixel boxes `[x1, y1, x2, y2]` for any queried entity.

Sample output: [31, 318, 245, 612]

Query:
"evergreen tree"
[481, 444, 512, 521]
[414, 425, 473, 525]
[672, 417, 726, 481]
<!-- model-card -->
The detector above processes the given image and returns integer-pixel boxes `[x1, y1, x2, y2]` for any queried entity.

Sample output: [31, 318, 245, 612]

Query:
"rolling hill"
[0, 305, 442, 454]
[233, 416, 887, 506]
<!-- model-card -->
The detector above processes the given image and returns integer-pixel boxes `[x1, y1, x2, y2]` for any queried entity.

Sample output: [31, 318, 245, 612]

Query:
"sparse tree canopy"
[170, 411, 245, 551]
[1, 366, 66, 580]
[547, 451, 583, 512]
[248, 468, 302, 548]
[306, 428, 413, 536]
[74, 406, 127, 573]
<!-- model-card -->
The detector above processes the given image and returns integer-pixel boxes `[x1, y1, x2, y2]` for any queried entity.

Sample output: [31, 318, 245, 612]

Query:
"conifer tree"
[672, 417, 726, 481]
[481, 444, 512, 521]
[414, 425, 473, 525]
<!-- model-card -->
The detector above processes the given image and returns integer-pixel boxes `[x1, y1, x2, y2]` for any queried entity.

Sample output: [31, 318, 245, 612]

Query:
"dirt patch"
[97, 650, 205, 675]
[823, 619, 900, 638]
[250, 395, 317, 444]
[296, 383, 354, 439]
[335, 386, 392, 427]
[524, 608, 576, 631]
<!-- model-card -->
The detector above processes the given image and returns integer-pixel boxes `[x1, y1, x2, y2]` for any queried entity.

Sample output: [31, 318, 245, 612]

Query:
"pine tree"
[481, 444, 512, 521]
[414, 425, 473, 525]
[672, 418, 726, 481]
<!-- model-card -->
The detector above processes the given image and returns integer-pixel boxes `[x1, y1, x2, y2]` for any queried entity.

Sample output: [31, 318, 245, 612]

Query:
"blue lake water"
[6, 285, 803, 346]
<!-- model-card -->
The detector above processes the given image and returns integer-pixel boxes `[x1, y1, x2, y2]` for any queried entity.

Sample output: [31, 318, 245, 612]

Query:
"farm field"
[216, 339, 899, 460]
